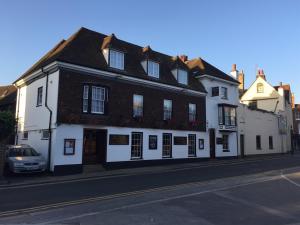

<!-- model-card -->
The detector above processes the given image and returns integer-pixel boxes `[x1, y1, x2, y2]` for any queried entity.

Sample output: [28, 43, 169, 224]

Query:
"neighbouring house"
[14, 27, 240, 174]
[293, 103, 300, 150]
[186, 62, 240, 158]
[0, 85, 17, 112]
[238, 69, 293, 155]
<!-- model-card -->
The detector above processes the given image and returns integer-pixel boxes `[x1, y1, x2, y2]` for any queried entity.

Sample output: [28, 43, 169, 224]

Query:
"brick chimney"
[292, 93, 295, 109]
[231, 64, 237, 72]
[179, 55, 188, 62]
[256, 69, 266, 80]
[230, 64, 238, 79]
[238, 70, 245, 92]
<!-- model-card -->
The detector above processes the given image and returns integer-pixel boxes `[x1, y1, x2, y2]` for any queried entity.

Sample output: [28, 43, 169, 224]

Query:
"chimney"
[179, 55, 188, 62]
[230, 64, 238, 79]
[279, 81, 283, 86]
[292, 93, 295, 109]
[256, 68, 266, 80]
[238, 70, 245, 92]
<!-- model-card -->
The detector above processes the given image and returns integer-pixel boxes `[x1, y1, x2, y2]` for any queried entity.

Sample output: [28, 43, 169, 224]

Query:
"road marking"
[281, 171, 300, 188]
[0, 154, 294, 190]
[40, 176, 281, 225]
[0, 173, 281, 219]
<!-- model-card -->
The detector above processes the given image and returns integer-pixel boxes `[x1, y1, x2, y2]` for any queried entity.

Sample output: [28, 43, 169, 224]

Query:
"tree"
[0, 111, 15, 144]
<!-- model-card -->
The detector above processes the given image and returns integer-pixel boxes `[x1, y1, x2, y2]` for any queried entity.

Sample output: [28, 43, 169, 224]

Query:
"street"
[1, 154, 300, 224]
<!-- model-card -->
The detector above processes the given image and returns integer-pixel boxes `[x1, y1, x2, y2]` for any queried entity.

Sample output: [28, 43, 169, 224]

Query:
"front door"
[83, 129, 107, 164]
[162, 133, 172, 158]
[209, 129, 216, 159]
[240, 134, 245, 157]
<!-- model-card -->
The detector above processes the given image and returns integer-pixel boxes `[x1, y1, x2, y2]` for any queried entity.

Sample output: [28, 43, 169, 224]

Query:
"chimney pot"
[179, 55, 188, 62]
[232, 64, 237, 71]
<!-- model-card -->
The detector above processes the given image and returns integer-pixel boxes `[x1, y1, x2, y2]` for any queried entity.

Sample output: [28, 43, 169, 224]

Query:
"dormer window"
[147, 60, 159, 78]
[257, 83, 264, 93]
[109, 49, 124, 70]
[177, 69, 188, 85]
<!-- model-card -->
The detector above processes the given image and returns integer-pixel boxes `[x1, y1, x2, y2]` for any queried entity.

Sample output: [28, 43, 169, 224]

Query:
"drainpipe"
[15, 86, 21, 145]
[41, 68, 53, 172]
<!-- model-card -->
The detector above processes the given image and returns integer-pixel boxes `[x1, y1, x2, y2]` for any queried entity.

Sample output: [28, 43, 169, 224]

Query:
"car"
[5, 145, 47, 173]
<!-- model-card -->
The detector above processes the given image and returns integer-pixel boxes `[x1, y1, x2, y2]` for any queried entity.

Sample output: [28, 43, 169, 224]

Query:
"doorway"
[83, 129, 107, 164]
[240, 134, 245, 157]
[209, 129, 216, 159]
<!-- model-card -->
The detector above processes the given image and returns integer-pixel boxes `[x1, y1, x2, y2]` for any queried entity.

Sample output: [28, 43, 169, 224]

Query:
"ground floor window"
[256, 135, 261, 150]
[222, 135, 229, 152]
[162, 133, 172, 158]
[269, 136, 273, 149]
[188, 134, 196, 157]
[131, 132, 143, 159]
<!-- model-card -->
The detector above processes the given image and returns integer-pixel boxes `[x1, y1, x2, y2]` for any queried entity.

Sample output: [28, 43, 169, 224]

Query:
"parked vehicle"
[5, 145, 47, 173]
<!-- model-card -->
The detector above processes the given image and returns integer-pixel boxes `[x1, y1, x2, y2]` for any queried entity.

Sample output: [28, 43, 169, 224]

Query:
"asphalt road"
[1, 154, 300, 224]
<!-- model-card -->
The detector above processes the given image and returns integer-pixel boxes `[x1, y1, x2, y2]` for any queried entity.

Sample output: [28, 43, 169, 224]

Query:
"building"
[13, 27, 249, 174]
[293, 103, 300, 150]
[0, 85, 17, 112]
[238, 69, 293, 155]
[187, 62, 240, 158]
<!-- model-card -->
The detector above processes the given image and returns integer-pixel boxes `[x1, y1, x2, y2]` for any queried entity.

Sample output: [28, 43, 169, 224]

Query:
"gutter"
[41, 68, 53, 171]
[14, 85, 21, 145]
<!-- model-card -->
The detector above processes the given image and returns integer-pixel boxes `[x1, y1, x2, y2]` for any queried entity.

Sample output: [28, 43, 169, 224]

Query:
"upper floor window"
[212, 87, 219, 97]
[218, 105, 236, 126]
[82, 85, 107, 114]
[91, 86, 106, 114]
[221, 87, 228, 99]
[177, 69, 188, 85]
[37, 87, 43, 106]
[109, 50, 124, 70]
[163, 99, 172, 120]
[133, 94, 143, 118]
[147, 61, 159, 78]
[189, 103, 196, 122]
[257, 83, 264, 93]
[295, 111, 300, 120]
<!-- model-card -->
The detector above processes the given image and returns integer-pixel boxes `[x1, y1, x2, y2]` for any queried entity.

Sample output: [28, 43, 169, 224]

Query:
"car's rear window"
[8, 148, 39, 157]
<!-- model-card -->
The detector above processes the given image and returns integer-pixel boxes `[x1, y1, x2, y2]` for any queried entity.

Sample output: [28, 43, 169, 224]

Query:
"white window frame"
[37, 87, 43, 106]
[133, 94, 143, 118]
[91, 86, 106, 114]
[109, 49, 124, 70]
[41, 130, 49, 140]
[257, 83, 264, 93]
[177, 69, 188, 85]
[147, 60, 159, 78]
[223, 134, 229, 151]
[131, 132, 143, 159]
[83, 85, 89, 113]
[163, 99, 172, 120]
[189, 103, 196, 122]
[221, 87, 228, 99]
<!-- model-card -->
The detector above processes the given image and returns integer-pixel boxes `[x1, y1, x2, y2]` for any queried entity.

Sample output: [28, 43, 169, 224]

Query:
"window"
[269, 136, 273, 149]
[64, 139, 75, 155]
[177, 69, 188, 85]
[147, 61, 159, 78]
[249, 101, 257, 109]
[109, 50, 124, 70]
[22, 131, 28, 140]
[189, 103, 196, 122]
[212, 87, 219, 97]
[223, 135, 229, 151]
[257, 83, 264, 93]
[131, 132, 143, 159]
[149, 135, 157, 150]
[296, 111, 300, 120]
[91, 86, 106, 114]
[37, 87, 43, 106]
[163, 99, 172, 120]
[41, 130, 49, 140]
[218, 106, 236, 126]
[256, 135, 261, 150]
[83, 85, 89, 113]
[188, 134, 196, 157]
[133, 94, 143, 118]
[162, 133, 172, 158]
[221, 87, 228, 99]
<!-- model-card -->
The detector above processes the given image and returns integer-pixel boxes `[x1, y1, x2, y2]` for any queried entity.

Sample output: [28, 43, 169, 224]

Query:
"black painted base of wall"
[53, 164, 83, 176]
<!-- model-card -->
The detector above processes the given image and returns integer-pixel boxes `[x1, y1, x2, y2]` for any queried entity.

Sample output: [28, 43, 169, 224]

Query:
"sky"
[0, 0, 299, 101]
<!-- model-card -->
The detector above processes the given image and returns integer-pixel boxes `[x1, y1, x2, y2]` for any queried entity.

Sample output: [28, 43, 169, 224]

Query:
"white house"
[187, 62, 240, 158]
[238, 69, 293, 155]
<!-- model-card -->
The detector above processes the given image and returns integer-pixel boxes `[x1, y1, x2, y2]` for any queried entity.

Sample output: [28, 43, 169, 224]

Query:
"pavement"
[0, 153, 300, 224]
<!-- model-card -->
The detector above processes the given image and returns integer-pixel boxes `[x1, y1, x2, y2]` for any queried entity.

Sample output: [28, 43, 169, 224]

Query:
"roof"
[14, 27, 240, 93]
[186, 57, 240, 84]
[0, 85, 17, 106]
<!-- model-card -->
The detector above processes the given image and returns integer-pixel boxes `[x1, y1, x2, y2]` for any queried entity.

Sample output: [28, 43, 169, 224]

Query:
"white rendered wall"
[199, 77, 239, 157]
[16, 70, 59, 159]
[50, 124, 209, 170]
[238, 103, 289, 155]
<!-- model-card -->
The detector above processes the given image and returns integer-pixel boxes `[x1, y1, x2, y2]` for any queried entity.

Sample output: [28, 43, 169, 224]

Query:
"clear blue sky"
[0, 0, 299, 102]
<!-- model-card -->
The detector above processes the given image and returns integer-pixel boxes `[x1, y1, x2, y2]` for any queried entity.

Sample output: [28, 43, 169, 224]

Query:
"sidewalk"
[0, 153, 297, 188]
